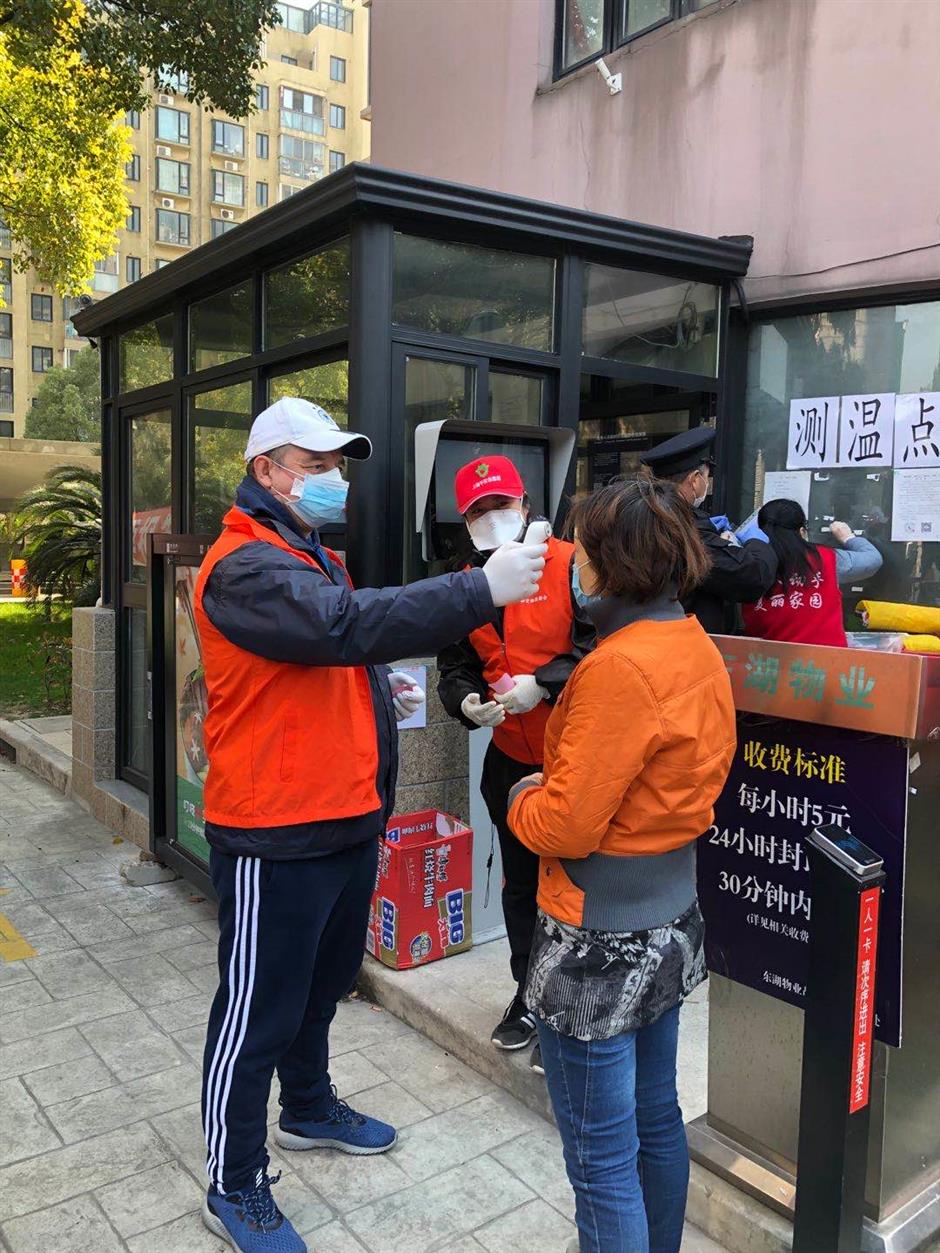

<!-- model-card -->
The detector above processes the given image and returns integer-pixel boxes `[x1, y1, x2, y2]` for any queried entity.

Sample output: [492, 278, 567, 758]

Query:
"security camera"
[78, 295, 94, 308]
[596, 58, 622, 96]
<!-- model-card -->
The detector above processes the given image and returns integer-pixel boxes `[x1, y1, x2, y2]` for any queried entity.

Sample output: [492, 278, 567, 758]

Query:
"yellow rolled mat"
[901, 634, 940, 653]
[856, 600, 940, 635]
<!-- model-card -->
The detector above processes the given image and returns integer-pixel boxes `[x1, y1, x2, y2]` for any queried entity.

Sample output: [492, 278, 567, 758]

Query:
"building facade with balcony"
[0, 0, 369, 441]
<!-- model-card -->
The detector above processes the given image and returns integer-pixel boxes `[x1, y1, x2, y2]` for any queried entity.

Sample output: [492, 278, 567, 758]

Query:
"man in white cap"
[194, 397, 547, 1253]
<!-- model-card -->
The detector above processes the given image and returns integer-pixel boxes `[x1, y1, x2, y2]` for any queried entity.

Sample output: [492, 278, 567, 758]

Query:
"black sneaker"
[530, 1041, 545, 1075]
[491, 993, 537, 1050]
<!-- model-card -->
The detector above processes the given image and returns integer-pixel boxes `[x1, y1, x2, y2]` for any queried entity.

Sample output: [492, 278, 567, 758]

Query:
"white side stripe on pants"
[204, 857, 261, 1190]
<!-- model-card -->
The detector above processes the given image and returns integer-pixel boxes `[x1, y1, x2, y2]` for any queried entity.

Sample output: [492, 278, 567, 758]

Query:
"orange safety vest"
[194, 507, 380, 829]
[468, 536, 576, 766]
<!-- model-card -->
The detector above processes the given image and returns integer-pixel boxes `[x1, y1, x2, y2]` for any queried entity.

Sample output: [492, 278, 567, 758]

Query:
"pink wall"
[370, 0, 940, 304]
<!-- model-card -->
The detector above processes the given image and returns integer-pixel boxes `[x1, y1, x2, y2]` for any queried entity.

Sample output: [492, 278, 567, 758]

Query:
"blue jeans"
[537, 1005, 688, 1253]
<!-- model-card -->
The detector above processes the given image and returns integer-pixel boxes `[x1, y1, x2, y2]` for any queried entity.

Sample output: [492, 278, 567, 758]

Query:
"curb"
[0, 718, 72, 798]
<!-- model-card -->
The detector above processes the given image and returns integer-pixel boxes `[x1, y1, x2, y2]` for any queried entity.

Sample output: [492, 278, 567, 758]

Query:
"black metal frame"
[553, 0, 702, 81]
[76, 164, 749, 796]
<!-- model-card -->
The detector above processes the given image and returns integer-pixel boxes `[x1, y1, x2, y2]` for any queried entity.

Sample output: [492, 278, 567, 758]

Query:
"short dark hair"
[248, 444, 291, 480]
[567, 471, 712, 601]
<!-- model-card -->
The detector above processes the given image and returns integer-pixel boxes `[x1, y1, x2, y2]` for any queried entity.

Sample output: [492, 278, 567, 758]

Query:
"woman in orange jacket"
[508, 475, 736, 1253]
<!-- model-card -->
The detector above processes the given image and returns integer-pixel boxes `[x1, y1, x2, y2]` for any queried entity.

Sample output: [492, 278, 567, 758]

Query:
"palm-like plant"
[12, 465, 102, 610]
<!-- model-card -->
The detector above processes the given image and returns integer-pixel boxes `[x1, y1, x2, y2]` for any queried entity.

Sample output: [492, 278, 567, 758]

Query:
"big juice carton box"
[366, 809, 473, 970]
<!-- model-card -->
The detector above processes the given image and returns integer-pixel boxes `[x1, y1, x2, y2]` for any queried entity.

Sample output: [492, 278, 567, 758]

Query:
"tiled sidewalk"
[0, 757, 723, 1252]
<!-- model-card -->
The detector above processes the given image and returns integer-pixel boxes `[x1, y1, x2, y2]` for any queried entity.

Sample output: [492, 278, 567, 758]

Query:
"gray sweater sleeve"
[834, 538, 884, 585]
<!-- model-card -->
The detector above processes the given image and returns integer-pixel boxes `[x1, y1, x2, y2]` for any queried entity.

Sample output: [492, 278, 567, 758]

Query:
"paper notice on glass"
[894, 393, 940, 468]
[762, 470, 812, 514]
[838, 394, 895, 467]
[787, 397, 840, 469]
[891, 470, 940, 542]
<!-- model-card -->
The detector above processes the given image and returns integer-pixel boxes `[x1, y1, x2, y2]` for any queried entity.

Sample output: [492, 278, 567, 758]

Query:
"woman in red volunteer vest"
[742, 498, 882, 646]
[437, 456, 594, 1071]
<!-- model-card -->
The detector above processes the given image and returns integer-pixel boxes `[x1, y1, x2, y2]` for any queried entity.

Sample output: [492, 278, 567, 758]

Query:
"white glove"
[494, 674, 549, 716]
[830, 520, 854, 544]
[388, 671, 425, 723]
[461, 692, 506, 727]
[482, 540, 547, 608]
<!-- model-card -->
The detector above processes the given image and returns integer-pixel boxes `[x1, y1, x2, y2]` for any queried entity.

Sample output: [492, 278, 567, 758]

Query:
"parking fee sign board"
[698, 717, 907, 1047]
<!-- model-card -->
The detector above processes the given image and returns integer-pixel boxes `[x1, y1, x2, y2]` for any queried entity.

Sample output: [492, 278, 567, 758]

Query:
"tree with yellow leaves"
[0, 0, 280, 294]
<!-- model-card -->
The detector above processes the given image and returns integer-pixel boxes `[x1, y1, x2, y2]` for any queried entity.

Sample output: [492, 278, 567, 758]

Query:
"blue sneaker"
[202, 1169, 305, 1252]
[274, 1086, 397, 1155]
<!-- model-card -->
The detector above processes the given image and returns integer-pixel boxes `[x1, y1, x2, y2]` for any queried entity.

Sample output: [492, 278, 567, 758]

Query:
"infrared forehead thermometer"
[523, 520, 552, 546]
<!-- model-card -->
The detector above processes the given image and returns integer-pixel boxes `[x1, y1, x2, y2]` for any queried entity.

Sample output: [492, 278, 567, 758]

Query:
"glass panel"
[393, 235, 556, 352]
[739, 302, 940, 620]
[489, 372, 543, 424]
[192, 381, 253, 535]
[622, 0, 671, 38]
[561, 0, 605, 70]
[120, 314, 174, 391]
[189, 282, 252, 372]
[129, 408, 172, 583]
[268, 360, 349, 428]
[403, 356, 474, 582]
[582, 263, 719, 376]
[126, 607, 150, 778]
[264, 239, 350, 348]
[576, 408, 691, 493]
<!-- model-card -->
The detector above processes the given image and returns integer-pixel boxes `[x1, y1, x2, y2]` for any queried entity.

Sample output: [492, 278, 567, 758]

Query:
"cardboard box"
[366, 809, 473, 970]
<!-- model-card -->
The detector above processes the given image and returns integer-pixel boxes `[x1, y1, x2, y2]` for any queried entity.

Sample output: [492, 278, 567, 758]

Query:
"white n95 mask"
[467, 509, 525, 552]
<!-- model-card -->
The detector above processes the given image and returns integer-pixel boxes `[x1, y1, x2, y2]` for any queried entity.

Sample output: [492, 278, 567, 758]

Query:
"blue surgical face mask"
[275, 464, 348, 527]
[572, 559, 596, 609]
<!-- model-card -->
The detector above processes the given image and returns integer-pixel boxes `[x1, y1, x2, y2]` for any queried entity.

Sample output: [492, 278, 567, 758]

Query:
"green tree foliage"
[24, 345, 101, 441]
[1, 0, 280, 292]
[12, 463, 102, 608]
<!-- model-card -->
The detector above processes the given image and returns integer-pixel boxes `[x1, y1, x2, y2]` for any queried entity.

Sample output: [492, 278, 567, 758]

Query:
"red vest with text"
[468, 536, 576, 766]
[194, 508, 380, 828]
[741, 545, 847, 647]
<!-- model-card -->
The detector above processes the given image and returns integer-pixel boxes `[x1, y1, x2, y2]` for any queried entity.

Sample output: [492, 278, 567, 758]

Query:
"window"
[120, 315, 174, 392]
[126, 256, 142, 283]
[256, 181, 269, 207]
[0, 312, 11, 359]
[0, 368, 12, 414]
[31, 293, 53, 322]
[256, 133, 269, 160]
[92, 255, 120, 293]
[156, 105, 190, 144]
[63, 296, 83, 337]
[276, 2, 307, 32]
[154, 259, 172, 270]
[189, 281, 252, 371]
[192, 381, 254, 534]
[125, 153, 141, 181]
[278, 133, 324, 181]
[281, 54, 298, 66]
[212, 170, 245, 206]
[330, 55, 346, 82]
[0, 216, 9, 249]
[268, 360, 348, 426]
[392, 234, 556, 351]
[66, 349, 84, 368]
[159, 68, 190, 95]
[0, 258, 11, 304]
[211, 120, 245, 157]
[0, 420, 12, 435]
[264, 239, 350, 348]
[156, 157, 190, 196]
[278, 184, 302, 202]
[280, 87, 325, 135]
[127, 204, 141, 232]
[128, 409, 172, 590]
[310, 2, 353, 33]
[32, 346, 53, 372]
[329, 150, 345, 173]
[211, 218, 237, 239]
[126, 110, 141, 129]
[255, 84, 269, 110]
[556, 0, 702, 75]
[156, 208, 191, 246]
[329, 103, 346, 129]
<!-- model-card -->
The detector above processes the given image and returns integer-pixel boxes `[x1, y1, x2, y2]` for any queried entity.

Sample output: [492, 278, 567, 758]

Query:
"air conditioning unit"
[219, 209, 235, 221]
[160, 197, 176, 209]
[158, 93, 174, 106]
[223, 160, 239, 172]
[155, 145, 171, 158]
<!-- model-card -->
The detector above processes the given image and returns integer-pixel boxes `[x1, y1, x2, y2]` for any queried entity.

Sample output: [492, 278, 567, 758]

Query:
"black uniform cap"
[640, 427, 717, 478]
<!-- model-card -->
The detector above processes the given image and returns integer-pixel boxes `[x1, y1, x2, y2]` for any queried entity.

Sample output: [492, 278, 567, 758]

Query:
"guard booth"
[71, 163, 750, 890]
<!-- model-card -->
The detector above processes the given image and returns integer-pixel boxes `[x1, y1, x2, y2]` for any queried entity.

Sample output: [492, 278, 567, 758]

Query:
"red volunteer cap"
[454, 456, 525, 515]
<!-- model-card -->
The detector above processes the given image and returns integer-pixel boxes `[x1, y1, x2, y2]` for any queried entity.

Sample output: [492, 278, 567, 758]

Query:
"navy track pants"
[201, 838, 379, 1194]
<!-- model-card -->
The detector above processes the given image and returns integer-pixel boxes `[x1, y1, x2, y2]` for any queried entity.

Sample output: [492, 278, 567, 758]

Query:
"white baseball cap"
[244, 396, 372, 462]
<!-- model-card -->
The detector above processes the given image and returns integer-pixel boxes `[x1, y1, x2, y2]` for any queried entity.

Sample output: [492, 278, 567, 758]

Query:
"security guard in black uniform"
[641, 427, 778, 632]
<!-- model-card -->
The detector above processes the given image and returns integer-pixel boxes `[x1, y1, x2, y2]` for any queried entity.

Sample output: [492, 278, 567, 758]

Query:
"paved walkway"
[0, 757, 724, 1252]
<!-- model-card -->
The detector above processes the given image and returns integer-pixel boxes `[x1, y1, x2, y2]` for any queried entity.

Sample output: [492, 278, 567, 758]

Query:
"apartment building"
[0, 0, 369, 438]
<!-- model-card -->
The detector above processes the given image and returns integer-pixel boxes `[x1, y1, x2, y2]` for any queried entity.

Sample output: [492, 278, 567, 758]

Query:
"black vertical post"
[556, 254, 584, 523]
[793, 827, 885, 1253]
